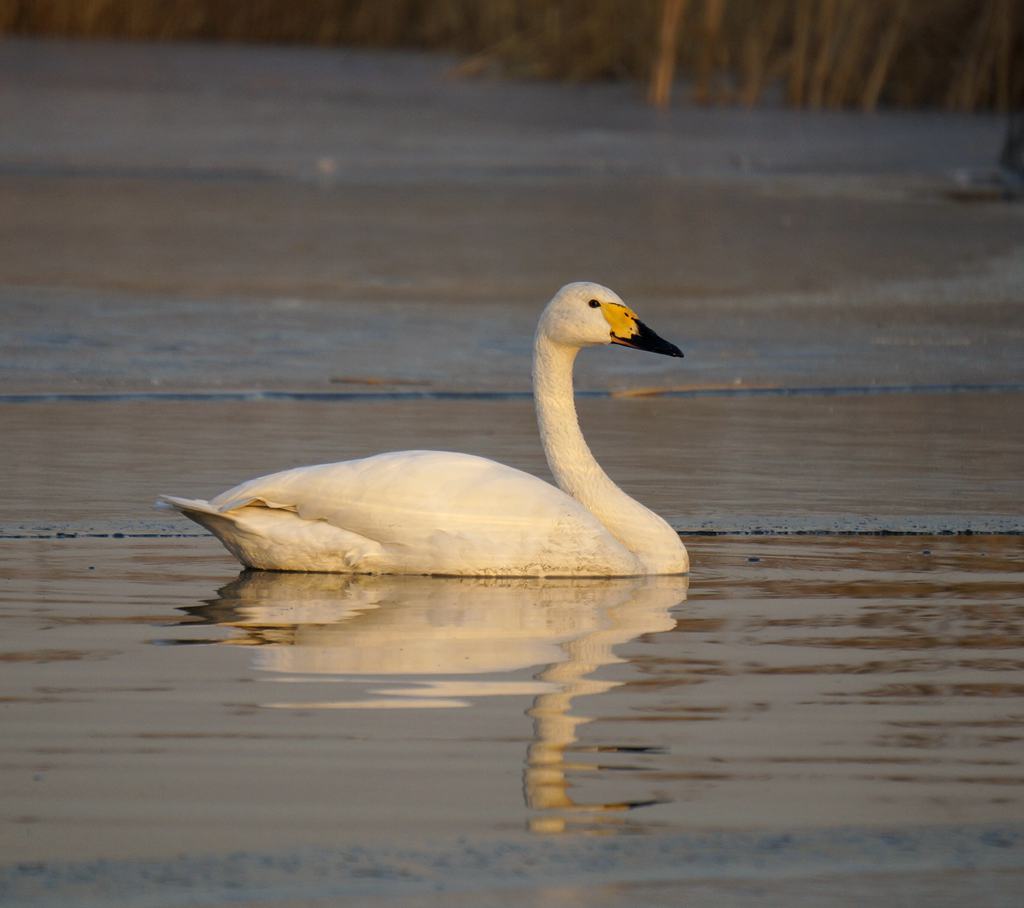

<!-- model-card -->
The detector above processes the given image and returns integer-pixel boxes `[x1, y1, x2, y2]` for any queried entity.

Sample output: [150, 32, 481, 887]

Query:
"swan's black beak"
[610, 320, 683, 358]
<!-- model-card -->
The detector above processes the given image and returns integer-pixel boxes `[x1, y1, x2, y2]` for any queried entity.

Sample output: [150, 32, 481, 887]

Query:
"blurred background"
[2, 0, 1023, 111]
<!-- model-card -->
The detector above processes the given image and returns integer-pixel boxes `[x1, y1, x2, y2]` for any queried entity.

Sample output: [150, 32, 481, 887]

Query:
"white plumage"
[158, 282, 689, 576]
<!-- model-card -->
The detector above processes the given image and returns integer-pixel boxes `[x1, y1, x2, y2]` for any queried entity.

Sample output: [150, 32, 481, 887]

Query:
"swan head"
[538, 282, 683, 357]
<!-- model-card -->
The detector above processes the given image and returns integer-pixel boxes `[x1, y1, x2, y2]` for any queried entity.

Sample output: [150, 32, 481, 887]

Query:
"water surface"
[2, 533, 1021, 868]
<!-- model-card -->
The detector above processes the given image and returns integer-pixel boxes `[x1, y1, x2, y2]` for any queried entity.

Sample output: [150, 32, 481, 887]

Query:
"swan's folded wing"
[211, 451, 589, 534]
[207, 451, 638, 575]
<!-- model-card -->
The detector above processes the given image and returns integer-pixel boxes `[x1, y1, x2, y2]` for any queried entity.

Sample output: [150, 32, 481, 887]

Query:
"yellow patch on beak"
[599, 302, 640, 342]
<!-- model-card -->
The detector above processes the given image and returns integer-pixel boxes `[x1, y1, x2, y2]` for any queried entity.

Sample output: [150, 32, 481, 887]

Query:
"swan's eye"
[588, 299, 601, 308]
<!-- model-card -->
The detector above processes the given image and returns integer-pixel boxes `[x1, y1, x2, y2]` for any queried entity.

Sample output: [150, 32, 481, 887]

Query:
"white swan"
[157, 282, 688, 576]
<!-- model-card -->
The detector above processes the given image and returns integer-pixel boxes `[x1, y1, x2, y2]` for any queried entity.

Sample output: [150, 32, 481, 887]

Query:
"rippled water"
[2, 531, 1021, 868]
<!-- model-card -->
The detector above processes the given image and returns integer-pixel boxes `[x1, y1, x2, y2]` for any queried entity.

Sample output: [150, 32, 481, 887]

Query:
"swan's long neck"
[532, 332, 686, 573]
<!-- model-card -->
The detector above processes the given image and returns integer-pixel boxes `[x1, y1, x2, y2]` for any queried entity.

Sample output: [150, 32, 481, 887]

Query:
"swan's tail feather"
[155, 495, 241, 537]
[155, 495, 222, 517]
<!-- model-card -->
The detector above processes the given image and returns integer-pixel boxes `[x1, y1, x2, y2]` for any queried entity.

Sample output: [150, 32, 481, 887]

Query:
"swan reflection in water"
[179, 571, 688, 832]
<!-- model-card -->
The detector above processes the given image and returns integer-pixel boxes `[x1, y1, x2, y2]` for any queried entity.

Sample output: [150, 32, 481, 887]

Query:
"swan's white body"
[159, 282, 689, 576]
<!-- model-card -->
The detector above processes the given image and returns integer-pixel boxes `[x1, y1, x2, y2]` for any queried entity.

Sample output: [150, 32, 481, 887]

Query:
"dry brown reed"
[1, 0, 1021, 111]
[649, 0, 688, 108]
